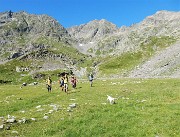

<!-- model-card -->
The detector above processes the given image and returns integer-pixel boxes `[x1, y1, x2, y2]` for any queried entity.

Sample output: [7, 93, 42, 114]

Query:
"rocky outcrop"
[67, 19, 118, 55]
[0, 11, 76, 61]
[68, 11, 180, 56]
[129, 42, 180, 78]
[67, 19, 118, 43]
[0, 11, 72, 42]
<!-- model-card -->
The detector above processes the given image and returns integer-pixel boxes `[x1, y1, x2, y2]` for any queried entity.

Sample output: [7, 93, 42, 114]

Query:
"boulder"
[6, 118, 16, 123]
[0, 124, 4, 130]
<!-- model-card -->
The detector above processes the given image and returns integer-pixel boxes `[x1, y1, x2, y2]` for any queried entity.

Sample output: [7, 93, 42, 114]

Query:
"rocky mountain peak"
[0, 11, 76, 63]
[0, 11, 71, 41]
[67, 19, 118, 43]
[141, 10, 180, 26]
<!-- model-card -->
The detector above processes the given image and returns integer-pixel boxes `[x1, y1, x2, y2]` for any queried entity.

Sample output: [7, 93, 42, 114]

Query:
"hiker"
[71, 75, 77, 88]
[63, 74, 68, 93]
[88, 73, 93, 87]
[46, 76, 52, 92]
[58, 76, 64, 91]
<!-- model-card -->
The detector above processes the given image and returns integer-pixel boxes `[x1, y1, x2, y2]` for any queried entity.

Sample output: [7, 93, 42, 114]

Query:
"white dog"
[107, 95, 117, 104]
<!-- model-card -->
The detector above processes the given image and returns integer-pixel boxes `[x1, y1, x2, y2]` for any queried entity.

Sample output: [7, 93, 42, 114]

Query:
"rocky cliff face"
[0, 11, 87, 77]
[67, 19, 118, 42]
[0, 11, 75, 62]
[68, 11, 180, 56]
[67, 19, 118, 55]
[0, 11, 72, 41]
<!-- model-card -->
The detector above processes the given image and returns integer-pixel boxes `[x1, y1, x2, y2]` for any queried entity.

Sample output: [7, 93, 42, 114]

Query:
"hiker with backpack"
[58, 76, 64, 91]
[88, 73, 94, 87]
[46, 76, 52, 92]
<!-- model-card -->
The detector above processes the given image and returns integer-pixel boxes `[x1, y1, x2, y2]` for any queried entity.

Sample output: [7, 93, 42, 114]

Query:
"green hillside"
[99, 36, 176, 76]
[0, 37, 92, 84]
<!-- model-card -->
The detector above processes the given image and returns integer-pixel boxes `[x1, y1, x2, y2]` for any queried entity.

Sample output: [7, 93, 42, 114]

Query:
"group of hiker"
[46, 73, 94, 93]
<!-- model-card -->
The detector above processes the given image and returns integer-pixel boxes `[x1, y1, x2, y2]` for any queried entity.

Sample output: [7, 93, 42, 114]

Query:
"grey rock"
[69, 103, 77, 108]
[6, 125, 10, 130]
[12, 130, 18, 134]
[0, 124, 4, 129]
[6, 118, 16, 123]
[43, 116, 49, 119]
[31, 118, 36, 121]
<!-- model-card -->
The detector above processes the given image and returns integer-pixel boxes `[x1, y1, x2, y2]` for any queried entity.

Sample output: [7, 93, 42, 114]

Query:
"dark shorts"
[47, 85, 51, 91]
[60, 84, 64, 87]
[64, 83, 68, 88]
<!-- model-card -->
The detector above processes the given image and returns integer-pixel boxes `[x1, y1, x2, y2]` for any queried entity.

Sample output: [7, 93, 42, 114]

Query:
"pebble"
[36, 105, 41, 109]
[7, 118, 16, 123]
[12, 130, 18, 134]
[69, 103, 77, 108]
[43, 116, 49, 119]
[6, 125, 10, 130]
[0, 124, 4, 129]
[31, 118, 36, 121]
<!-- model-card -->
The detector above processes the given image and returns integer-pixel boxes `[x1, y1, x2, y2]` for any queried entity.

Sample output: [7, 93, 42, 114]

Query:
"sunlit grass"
[0, 78, 179, 137]
[99, 52, 143, 76]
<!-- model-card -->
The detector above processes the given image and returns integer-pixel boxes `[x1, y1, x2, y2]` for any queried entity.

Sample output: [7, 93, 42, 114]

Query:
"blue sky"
[0, 0, 179, 28]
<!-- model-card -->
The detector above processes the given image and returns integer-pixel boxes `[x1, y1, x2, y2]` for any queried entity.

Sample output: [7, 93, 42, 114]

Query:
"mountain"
[0, 11, 74, 61]
[0, 11, 90, 82]
[67, 19, 118, 55]
[0, 10, 180, 82]
[67, 10, 180, 78]
[68, 10, 180, 56]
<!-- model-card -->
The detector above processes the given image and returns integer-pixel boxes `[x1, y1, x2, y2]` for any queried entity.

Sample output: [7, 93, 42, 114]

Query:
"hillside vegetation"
[99, 36, 177, 77]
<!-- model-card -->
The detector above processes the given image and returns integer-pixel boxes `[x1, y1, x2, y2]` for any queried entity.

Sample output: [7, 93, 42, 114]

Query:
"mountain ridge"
[67, 10, 180, 56]
[0, 10, 180, 81]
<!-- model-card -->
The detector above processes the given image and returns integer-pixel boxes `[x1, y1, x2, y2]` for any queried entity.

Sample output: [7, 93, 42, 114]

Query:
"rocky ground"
[129, 41, 180, 78]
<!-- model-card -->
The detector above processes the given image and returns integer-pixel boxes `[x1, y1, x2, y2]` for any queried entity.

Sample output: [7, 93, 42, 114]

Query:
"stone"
[6, 125, 10, 130]
[0, 116, 4, 119]
[49, 110, 54, 113]
[31, 118, 36, 121]
[7, 118, 16, 123]
[33, 82, 38, 85]
[22, 82, 27, 86]
[36, 105, 41, 109]
[12, 130, 18, 134]
[0, 124, 4, 130]
[69, 103, 76, 108]
[67, 109, 72, 112]
[37, 108, 44, 112]
[20, 110, 25, 113]
[43, 116, 49, 119]
[21, 117, 27, 123]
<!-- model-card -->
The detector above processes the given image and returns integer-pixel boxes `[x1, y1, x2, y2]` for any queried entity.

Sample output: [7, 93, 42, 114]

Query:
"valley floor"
[0, 78, 180, 137]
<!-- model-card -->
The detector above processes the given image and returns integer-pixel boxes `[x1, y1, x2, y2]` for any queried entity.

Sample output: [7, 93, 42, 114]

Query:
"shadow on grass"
[66, 88, 81, 94]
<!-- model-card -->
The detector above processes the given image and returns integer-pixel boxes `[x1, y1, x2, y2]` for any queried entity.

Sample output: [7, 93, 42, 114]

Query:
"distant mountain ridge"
[0, 10, 180, 80]
[0, 11, 78, 61]
[68, 10, 180, 56]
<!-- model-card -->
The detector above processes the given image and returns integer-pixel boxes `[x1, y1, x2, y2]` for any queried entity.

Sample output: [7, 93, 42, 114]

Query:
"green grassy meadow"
[0, 78, 180, 137]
